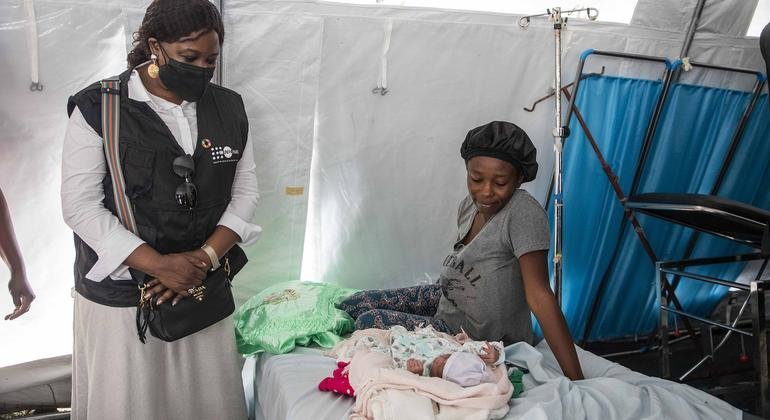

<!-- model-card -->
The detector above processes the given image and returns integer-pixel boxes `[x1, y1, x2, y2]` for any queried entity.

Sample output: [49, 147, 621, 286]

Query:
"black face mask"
[157, 48, 215, 102]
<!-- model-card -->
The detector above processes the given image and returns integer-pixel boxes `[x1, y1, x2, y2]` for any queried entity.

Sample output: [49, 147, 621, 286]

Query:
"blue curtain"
[540, 74, 770, 341]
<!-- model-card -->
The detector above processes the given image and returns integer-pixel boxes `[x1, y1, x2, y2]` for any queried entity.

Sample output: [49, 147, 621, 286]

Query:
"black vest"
[67, 68, 249, 307]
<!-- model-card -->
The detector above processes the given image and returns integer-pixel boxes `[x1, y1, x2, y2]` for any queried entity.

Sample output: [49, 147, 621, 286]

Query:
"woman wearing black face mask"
[61, 1, 259, 418]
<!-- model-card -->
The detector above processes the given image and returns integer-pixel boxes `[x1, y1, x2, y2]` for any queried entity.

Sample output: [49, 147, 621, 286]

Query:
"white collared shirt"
[61, 69, 261, 281]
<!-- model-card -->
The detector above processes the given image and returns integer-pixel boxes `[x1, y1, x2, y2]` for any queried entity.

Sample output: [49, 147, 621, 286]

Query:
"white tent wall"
[0, 0, 766, 367]
[0, 1, 133, 367]
[632, 0, 759, 37]
[296, 3, 766, 288]
[222, 11, 321, 299]
[302, 17, 560, 287]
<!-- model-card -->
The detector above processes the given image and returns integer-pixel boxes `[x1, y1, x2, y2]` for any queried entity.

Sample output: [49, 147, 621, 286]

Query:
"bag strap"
[101, 78, 162, 343]
[100, 77, 139, 235]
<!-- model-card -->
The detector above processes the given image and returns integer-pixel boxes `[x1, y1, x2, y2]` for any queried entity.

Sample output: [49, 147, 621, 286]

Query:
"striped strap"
[100, 78, 139, 235]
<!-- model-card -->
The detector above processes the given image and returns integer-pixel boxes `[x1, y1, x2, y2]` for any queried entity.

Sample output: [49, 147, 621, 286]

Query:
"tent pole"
[674, 0, 706, 82]
[681, 0, 706, 58]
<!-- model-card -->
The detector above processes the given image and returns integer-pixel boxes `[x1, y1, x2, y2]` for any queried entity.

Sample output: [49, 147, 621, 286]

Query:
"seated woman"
[340, 121, 584, 380]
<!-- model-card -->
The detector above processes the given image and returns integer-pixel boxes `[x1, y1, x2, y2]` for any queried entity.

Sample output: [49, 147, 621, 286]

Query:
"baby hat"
[442, 352, 490, 387]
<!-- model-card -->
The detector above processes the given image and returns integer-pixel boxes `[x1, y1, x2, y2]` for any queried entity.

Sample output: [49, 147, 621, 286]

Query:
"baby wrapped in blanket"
[340, 325, 505, 387]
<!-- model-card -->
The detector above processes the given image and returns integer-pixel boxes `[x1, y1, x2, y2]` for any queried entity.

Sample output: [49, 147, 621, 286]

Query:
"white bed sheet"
[249, 341, 746, 420]
[250, 347, 353, 420]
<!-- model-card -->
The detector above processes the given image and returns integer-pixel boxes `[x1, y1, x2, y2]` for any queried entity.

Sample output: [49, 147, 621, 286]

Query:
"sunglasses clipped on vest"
[173, 154, 196, 209]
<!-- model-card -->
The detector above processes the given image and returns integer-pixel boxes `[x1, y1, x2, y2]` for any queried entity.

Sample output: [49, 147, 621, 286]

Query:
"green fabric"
[508, 367, 524, 398]
[234, 281, 358, 355]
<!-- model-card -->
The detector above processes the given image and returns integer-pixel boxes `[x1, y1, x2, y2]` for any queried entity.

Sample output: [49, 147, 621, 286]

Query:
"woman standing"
[61, 1, 259, 418]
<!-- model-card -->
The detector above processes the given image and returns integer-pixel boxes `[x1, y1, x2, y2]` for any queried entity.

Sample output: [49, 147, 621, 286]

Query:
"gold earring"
[147, 53, 159, 79]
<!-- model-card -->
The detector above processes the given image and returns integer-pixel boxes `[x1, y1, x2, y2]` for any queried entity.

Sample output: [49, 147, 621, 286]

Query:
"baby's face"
[430, 354, 451, 378]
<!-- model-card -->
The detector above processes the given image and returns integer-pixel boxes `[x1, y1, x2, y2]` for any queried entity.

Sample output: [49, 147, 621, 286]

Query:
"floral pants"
[339, 284, 452, 333]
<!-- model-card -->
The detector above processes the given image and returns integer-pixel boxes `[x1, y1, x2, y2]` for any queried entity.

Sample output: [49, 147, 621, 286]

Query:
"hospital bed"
[244, 340, 749, 420]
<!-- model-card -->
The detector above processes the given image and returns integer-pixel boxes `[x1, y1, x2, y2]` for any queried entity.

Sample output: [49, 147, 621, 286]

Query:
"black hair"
[127, 0, 225, 68]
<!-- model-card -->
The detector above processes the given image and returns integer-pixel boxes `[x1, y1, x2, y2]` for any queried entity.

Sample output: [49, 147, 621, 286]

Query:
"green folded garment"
[234, 281, 358, 355]
[508, 367, 524, 398]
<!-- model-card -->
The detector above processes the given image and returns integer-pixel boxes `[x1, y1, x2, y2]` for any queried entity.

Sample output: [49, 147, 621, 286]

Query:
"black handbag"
[99, 77, 246, 343]
[135, 245, 247, 342]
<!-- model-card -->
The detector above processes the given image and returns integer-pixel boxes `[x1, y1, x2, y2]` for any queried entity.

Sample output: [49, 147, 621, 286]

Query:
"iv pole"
[518, 7, 598, 306]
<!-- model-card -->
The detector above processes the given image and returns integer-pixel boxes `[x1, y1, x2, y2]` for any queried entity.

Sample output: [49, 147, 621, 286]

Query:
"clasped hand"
[144, 250, 210, 306]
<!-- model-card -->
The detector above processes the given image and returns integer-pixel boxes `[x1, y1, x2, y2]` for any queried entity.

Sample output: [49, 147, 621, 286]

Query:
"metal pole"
[680, 0, 706, 59]
[710, 79, 766, 192]
[544, 54, 587, 212]
[751, 280, 769, 417]
[678, 258, 769, 381]
[551, 7, 565, 305]
[659, 262, 670, 378]
[673, 0, 706, 82]
[628, 66, 676, 195]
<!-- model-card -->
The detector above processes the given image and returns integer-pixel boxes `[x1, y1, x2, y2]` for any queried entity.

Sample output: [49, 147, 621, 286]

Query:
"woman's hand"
[1, 187, 34, 320]
[479, 342, 499, 365]
[142, 278, 187, 306]
[147, 253, 208, 294]
[5, 272, 34, 320]
[181, 248, 212, 270]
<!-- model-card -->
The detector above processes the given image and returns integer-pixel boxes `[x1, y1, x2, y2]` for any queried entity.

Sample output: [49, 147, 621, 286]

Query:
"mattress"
[249, 347, 353, 420]
[248, 341, 745, 420]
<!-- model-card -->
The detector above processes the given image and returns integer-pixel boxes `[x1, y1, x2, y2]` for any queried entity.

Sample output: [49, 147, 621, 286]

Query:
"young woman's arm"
[520, 250, 584, 380]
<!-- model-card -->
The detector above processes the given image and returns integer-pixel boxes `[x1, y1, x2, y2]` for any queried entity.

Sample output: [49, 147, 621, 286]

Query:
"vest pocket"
[122, 145, 155, 199]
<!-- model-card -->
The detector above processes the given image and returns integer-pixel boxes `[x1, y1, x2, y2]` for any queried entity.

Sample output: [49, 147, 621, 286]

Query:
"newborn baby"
[405, 342, 501, 387]
[335, 325, 505, 386]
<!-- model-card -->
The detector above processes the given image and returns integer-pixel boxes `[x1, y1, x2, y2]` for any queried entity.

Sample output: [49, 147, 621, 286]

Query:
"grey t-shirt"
[434, 189, 550, 345]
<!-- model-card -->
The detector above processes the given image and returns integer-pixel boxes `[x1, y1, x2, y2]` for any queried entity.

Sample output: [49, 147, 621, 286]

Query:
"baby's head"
[429, 354, 452, 378]
[429, 352, 489, 387]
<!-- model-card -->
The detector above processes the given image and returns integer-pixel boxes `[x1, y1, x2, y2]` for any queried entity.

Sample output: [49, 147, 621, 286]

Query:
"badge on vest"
[202, 138, 240, 164]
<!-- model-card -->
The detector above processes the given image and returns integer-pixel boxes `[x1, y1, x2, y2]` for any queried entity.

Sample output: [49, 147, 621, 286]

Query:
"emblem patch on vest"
[210, 144, 241, 164]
